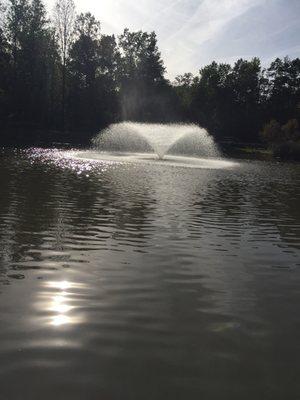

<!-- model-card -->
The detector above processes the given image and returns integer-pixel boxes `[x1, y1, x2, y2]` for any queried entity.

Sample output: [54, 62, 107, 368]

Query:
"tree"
[187, 58, 264, 142]
[190, 62, 232, 136]
[266, 57, 300, 124]
[174, 73, 195, 87]
[74, 11, 100, 39]
[26, 0, 50, 121]
[69, 12, 101, 86]
[118, 29, 165, 83]
[260, 118, 300, 160]
[261, 119, 282, 145]
[97, 34, 121, 121]
[228, 58, 262, 141]
[68, 13, 119, 131]
[173, 73, 198, 117]
[118, 29, 167, 121]
[282, 119, 300, 141]
[98, 34, 120, 80]
[4, 0, 61, 132]
[0, 26, 11, 124]
[53, 0, 75, 129]
[0, 1, 6, 30]
[7, 0, 27, 84]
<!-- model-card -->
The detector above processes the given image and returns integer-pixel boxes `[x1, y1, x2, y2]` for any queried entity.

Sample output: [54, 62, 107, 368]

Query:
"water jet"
[92, 122, 220, 160]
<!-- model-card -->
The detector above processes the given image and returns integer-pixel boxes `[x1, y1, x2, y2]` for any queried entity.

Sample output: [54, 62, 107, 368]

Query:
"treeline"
[175, 59, 300, 143]
[0, 0, 299, 148]
[0, 0, 178, 143]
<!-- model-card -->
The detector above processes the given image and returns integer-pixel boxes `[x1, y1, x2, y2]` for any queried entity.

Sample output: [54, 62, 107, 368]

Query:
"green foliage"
[261, 119, 300, 144]
[282, 119, 300, 141]
[0, 26, 11, 120]
[117, 28, 168, 121]
[261, 119, 282, 144]
[68, 13, 119, 130]
[261, 118, 300, 160]
[174, 73, 196, 88]
[186, 58, 264, 141]
[4, 0, 61, 127]
[173, 73, 198, 113]
[118, 29, 165, 83]
[69, 13, 101, 87]
[264, 57, 300, 123]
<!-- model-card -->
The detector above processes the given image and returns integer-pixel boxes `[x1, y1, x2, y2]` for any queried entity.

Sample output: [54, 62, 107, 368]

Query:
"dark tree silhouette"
[53, 0, 75, 130]
[117, 29, 180, 122]
[0, 0, 299, 154]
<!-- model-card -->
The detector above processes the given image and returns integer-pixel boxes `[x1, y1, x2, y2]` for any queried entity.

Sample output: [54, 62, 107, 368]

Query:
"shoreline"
[1, 128, 299, 162]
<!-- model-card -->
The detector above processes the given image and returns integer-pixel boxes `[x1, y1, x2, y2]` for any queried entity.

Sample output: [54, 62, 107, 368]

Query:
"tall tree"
[0, 1, 6, 30]
[68, 12, 101, 130]
[266, 57, 300, 123]
[53, 0, 75, 130]
[26, 0, 49, 121]
[7, 0, 29, 65]
[188, 58, 263, 141]
[68, 12, 120, 131]
[6, 0, 43, 122]
[173, 73, 198, 118]
[118, 29, 167, 121]
[5, 0, 60, 129]
[69, 12, 100, 86]
[190, 61, 232, 136]
[0, 25, 11, 124]
[228, 58, 262, 140]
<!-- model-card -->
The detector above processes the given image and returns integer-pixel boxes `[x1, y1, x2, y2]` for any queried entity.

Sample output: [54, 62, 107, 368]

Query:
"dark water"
[0, 149, 300, 400]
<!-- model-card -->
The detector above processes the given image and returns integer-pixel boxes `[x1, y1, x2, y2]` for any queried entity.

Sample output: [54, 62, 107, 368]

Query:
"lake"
[0, 148, 299, 399]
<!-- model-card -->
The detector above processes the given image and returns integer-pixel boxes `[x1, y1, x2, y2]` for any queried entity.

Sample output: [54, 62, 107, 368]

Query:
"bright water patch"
[92, 122, 220, 159]
[25, 148, 237, 172]
[69, 151, 238, 170]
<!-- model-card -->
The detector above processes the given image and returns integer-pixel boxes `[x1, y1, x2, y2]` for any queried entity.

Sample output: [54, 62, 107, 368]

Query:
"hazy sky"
[45, 0, 300, 79]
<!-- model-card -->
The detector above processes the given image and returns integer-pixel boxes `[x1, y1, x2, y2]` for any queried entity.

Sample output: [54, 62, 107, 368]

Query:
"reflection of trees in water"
[246, 169, 300, 251]
[189, 174, 255, 317]
[0, 152, 156, 283]
[187, 166, 300, 318]
[0, 154, 72, 281]
[191, 175, 246, 238]
[191, 165, 300, 252]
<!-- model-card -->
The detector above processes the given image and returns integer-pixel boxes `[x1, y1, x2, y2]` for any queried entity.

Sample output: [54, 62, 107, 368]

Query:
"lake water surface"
[0, 148, 299, 399]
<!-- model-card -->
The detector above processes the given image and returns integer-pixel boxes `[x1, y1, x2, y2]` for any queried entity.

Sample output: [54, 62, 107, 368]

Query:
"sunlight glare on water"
[67, 151, 239, 170]
[36, 280, 87, 328]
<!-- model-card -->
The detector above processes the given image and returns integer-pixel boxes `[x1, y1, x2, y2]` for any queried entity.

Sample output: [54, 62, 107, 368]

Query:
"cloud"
[45, 0, 300, 78]
[195, 0, 300, 69]
[157, 0, 263, 76]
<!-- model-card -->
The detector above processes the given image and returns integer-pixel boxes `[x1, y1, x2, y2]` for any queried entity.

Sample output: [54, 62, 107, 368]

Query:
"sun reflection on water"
[40, 280, 85, 327]
[51, 293, 72, 314]
[48, 280, 71, 291]
[52, 314, 71, 327]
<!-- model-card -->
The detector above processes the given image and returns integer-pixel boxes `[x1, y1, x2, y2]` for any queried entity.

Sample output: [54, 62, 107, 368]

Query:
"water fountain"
[67, 122, 237, 169]
[92, 122, 220, 160]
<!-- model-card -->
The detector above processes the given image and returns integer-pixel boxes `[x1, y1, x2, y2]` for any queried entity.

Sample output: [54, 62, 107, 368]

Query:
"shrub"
[281, 119, 300, 141]
[261, 118, 300, 160]
[261, 119, 282, 144]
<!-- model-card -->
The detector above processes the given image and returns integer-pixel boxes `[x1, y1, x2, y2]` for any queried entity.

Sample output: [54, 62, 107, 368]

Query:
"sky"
[45, 0, 300, 79]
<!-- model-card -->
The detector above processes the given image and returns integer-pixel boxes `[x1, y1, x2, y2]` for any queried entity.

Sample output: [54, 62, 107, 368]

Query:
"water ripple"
[0, 149, 299, 399]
